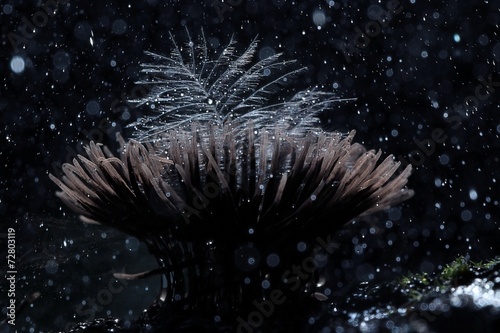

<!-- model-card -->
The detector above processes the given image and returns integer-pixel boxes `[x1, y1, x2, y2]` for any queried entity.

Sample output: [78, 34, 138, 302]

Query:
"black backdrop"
[1, 0, 500, 331]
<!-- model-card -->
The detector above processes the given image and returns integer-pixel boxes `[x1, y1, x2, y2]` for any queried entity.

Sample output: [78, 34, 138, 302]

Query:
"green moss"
[394, 256, 500, 302]
[439, 256, 469, 281]
[333, 255, 500, 319]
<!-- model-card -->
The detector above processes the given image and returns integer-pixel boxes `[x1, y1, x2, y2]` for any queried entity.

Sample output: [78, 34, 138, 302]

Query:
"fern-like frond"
[127, 30, 350, 142]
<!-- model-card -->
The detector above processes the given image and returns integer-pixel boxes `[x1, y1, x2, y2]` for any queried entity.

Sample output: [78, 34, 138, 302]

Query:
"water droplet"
[469, 188, 478, 201]
[266, 253, 280, 267]
[125, 237, 139, 251]
[10, 56, 25, 74]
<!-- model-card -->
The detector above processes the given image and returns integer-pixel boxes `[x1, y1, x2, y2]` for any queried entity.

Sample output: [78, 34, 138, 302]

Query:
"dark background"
[1, 0, 499, 332]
